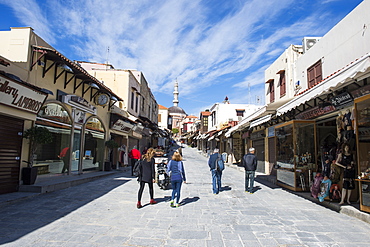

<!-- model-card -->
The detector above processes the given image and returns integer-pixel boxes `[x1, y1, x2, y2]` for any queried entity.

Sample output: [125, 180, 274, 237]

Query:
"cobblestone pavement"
[0, 146, 369, 247]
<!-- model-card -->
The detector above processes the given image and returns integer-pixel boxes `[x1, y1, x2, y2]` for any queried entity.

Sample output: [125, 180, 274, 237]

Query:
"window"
[236, 110, 245, 117]
[203, 117, 208, 127]
[131, 91, 134, 109]
[307, 60, 322, 88]
[269, 80, 275, 103]
[279, 71, 286, 97]
[158, 114, 162, 122]
[141, 97, 145, 111]
[135, 94, 138, 112]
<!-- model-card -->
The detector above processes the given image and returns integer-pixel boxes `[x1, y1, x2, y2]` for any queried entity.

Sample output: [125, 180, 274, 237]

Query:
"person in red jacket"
[58, 147, 70, 174]
[129, 146, 141, 176]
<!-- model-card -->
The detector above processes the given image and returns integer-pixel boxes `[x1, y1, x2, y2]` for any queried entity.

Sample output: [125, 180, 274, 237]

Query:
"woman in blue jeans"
[167, 151, 186, 207]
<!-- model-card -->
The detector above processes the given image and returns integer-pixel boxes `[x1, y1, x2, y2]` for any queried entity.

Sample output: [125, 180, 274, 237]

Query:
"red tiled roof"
[201, 111, 211, 116]
[158, 104, 168, 110]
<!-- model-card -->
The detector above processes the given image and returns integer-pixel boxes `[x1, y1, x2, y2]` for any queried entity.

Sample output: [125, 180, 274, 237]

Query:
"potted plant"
[23, 126, 53, 185]
[104, 139, 119, 171]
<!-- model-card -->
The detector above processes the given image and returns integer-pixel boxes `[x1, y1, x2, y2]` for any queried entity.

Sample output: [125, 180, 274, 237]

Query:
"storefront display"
[355, 94, 370, 212]
[275, 120, 316, 191]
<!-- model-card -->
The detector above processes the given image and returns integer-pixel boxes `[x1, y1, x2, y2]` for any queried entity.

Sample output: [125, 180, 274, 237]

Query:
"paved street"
[1, 146, 369, 247]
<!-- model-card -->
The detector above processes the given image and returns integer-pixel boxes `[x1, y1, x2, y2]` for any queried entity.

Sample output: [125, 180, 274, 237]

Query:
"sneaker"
[249, 192, 254, 194]
[175, 203, 180, 208]
[150, 199, 157, 204]
[137, 202, 142, 209]
[170, 201, 174, 207]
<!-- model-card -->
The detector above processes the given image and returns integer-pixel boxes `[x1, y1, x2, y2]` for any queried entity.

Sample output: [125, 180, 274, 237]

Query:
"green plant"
[172, 128, 179, 134]
[105, 139, 120, 149]
[105, 139, 119, 162]
[23, 126, 53, 167]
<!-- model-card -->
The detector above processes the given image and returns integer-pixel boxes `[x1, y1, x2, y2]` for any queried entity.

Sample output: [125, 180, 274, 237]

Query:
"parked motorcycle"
[156, 159, 170, 190]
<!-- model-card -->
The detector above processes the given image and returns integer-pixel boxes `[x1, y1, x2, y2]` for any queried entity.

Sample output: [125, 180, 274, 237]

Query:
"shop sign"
[241, 132, 249, 139]
[0, 75, 47, 113]
[132, 131, 142, 139]
[111, 119, 134, 133]
[296, 105, 336, 120]
[38, 103, 71, 124]
[331, 92, 353, 109]
[351, 84, 370, 99]
[268, 127, 275, 137]
[250, 130, 264, 140]
[62, 95, 96, 114]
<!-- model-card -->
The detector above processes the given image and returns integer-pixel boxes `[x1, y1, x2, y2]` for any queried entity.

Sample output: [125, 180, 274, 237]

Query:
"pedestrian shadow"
[154, 196, 172, 204]
[250, 186, 262, 193]
[180, 196, 200, 205]
[220, 185, 232, 192]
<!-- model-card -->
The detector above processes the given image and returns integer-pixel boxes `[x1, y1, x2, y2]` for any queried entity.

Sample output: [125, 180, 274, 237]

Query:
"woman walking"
[137, 148, 157, 208]
[167, 151, 186, 207]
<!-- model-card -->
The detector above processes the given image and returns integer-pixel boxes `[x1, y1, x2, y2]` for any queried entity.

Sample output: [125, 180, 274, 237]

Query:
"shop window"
[84, 117, 105, 172]
[35, 103, 72, 175]
[307, 60, 322, 88]
[275, 120, 316, 191]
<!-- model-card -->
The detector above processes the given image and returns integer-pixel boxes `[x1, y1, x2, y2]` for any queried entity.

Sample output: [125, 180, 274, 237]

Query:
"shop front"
[0, 71, 48, 194]
[250, 130, 266, 174]
[355, 94, 370, 213]
[275, 120, 316, 191]
[34, 99, 107, 175]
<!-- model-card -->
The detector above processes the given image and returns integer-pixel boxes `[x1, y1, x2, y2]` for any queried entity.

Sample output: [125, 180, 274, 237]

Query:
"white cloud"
[2, 0, 55, 44]
[2, 0, 351, 114]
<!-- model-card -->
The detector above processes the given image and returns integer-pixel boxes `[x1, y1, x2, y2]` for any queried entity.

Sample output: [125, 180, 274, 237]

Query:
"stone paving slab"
[0, 146, 369, 246]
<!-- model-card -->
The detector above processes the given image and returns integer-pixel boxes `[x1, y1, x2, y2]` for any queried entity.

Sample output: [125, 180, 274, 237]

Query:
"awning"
[250, 114, 272, 128]
[277, 54, 370, 116]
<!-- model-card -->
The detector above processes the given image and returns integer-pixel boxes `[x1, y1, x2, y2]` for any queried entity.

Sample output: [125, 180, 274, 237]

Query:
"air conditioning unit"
[302, 37, 321, 53]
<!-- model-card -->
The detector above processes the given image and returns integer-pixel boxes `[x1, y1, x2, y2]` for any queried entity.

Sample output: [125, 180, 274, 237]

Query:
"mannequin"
[335, 143, 356, 205]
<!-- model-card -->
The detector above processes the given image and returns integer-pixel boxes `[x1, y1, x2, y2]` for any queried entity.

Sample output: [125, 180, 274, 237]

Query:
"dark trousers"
[61, 157, 69, 173]
[138, 181, 154, 202]
[245, 171, 255, 192]
[130, 158, 138, 175]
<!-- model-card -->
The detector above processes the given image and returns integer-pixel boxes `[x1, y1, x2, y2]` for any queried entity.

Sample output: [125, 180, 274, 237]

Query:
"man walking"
[208, 148, 224, 194]
[128, 146, 141, 176]
[241, 147, 258, 193]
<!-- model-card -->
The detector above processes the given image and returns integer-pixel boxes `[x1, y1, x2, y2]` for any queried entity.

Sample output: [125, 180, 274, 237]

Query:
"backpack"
[215, 154, 225, 172]
[133, 160, 142, 177]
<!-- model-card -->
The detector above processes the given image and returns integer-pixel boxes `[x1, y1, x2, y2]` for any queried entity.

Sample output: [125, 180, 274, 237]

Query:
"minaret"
[173, 79, 179, 106]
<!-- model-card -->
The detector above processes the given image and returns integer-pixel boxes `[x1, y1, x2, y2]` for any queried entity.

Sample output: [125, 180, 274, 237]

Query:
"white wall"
[295, 0, 370, 91]
[210, 103, 260, 130]
[265, 45, 303, 104]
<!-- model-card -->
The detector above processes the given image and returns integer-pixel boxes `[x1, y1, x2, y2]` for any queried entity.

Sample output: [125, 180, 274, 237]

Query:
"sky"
[0, 0, 364, 116]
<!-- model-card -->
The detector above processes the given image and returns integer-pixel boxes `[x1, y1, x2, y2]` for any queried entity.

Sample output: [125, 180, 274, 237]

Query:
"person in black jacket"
[241, 147, 257, 194]
[137, 147, 157, 208]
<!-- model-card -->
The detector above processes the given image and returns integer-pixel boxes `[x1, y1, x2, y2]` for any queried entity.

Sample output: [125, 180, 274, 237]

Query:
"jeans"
[171, 179, 183, 203]
[212, 169, 222, 194]
[245, 170, 255, 192]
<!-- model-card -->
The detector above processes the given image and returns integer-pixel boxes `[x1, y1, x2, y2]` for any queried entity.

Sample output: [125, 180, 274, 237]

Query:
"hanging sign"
[331, 92, 353, 109]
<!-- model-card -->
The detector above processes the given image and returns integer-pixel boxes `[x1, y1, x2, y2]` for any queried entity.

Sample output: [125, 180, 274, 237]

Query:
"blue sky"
[0, 0, 363, 116]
